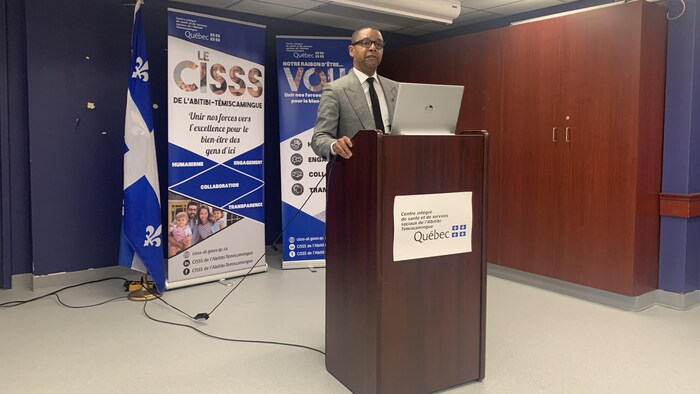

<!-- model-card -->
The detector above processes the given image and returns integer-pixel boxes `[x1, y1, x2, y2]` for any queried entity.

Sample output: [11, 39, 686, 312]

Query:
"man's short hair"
[351, 27, 381, 43]
[187, 200, 198, 208]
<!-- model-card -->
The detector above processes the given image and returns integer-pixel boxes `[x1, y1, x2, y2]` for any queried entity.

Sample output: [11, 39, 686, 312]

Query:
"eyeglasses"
[352, 38, 385, 50]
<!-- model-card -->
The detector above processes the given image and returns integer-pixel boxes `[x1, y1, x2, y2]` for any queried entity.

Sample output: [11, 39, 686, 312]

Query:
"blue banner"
[276, 36, 352, 268]
[167, 9, 266, 287]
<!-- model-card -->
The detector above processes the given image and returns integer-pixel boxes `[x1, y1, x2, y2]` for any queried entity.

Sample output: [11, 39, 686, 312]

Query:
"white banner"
[393, 192, 473, 262]
[166, 9, 267, 288]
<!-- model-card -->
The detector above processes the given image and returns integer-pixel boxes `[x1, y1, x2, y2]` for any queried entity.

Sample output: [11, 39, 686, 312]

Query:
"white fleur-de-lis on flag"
[144, 224, 162, 247]
[132, 57, 150, 82]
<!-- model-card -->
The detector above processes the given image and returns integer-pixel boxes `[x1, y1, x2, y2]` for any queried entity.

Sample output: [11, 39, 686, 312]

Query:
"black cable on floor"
[54, 294, 128, 308]
[0, 277, 130, 308]
[142, 300, 326, 355]
[202, 157, 338, 319]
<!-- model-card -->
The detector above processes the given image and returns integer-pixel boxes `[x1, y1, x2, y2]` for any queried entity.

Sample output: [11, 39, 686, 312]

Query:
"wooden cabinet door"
[452, 30, 504, 264]
[556, 3, 644, 294]
[499, 18, 564, 277]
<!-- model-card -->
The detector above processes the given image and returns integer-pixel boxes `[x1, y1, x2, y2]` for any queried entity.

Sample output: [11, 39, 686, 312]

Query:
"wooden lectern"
[325, 130, 488, 394]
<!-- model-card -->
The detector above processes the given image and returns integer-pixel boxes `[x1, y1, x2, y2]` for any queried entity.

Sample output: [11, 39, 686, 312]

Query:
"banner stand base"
[282, 260, 326, 270]
[166, 263, 268, 290]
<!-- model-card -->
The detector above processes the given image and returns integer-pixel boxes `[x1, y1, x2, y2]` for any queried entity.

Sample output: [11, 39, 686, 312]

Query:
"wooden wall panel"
[380, 2, 667, 296]
[407, 37, 457, 85]
[381, 47, 412, 83]
[633, 1, 667, 295]
[382, 31, 504, 264]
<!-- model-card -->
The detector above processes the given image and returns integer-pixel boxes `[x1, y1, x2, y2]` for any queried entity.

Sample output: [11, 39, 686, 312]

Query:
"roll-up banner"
[167, 9, 267, 289]
[276, 36, 353, 269]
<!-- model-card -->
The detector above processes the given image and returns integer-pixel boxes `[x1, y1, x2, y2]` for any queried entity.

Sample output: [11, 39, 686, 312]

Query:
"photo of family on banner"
[166, 200, 235, 258]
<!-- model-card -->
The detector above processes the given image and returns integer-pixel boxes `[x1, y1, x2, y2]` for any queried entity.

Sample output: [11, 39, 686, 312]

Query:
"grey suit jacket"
[311, 72, 399, 159]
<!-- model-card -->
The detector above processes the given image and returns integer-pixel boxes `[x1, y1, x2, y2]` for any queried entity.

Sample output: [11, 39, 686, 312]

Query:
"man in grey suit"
[311, 27, 399, 160]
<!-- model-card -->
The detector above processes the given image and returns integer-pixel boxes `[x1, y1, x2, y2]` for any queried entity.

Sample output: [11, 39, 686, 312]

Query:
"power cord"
[142, 300, 325, 355]
[667, 0, 686, 20]
[0, 277, 130, 308]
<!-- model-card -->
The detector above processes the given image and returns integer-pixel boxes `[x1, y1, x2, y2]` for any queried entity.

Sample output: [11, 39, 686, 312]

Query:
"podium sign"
[393, 191, 473, 261]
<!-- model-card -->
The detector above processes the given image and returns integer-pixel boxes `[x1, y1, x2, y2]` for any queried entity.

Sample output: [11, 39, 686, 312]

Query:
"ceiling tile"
[452, 10, 501, 25]
[487, 0, 563, 16]
[461, 0, 521, 10]
[393, 26, 434, 36]
[290, 10, 404, 32]
[312, 3, 429, 28]
[174, 0, 587, 37]
[256, 0, 325, 9]
[412, 22, 457, 32]
[182, 0, 240, 8]
[461, 6, 481, 13]
[227, 0, 305, 18]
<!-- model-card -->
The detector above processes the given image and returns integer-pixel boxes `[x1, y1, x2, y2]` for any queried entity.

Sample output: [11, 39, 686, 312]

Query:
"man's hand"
[333, 136, 353, 159]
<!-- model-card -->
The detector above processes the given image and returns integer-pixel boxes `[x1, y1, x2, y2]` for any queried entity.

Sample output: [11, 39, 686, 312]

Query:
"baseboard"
[28, 265, 139, 291]
[7, 247, 284, 292]
[16, 264, 271, 292]
[8, 273, 32, 289]
[11, 264, 273, 292]
[487, 263, 700, 311]
[653, 289, 700, 310]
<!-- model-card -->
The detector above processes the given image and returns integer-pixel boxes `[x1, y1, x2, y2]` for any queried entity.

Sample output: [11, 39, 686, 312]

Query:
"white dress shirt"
[330, 68, 391, 156]
[352, 68, 391, 132]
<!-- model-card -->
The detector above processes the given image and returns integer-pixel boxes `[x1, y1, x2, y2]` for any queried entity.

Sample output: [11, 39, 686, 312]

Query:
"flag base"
[128, 287, 157, 301]
[127, 275, 157, 301]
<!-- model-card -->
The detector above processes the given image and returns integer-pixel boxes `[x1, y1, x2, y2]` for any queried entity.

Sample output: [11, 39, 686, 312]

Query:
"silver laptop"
[390, 83, 464, 135]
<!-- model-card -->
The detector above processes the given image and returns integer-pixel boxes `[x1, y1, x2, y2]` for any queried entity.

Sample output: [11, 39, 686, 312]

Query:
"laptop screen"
[390, 83, 464, 135]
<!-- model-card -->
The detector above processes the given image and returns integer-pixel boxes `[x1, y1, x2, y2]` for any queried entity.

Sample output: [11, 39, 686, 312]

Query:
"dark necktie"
[367, 77, 385, 133]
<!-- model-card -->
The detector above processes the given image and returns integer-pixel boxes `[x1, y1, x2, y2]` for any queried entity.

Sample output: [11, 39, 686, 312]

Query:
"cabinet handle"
[552, 127, 557, 143]
[565, 127, 570, 143]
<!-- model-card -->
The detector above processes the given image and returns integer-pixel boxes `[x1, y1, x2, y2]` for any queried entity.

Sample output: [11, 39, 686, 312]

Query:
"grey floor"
[2, 253, 700, 394]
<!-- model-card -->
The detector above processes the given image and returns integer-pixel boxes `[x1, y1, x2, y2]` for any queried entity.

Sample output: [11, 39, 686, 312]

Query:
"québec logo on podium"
[413, 224, 468, 244]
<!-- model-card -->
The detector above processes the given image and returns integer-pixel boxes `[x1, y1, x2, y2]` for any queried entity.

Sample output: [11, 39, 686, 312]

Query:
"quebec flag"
[118, 0, 166, 293]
